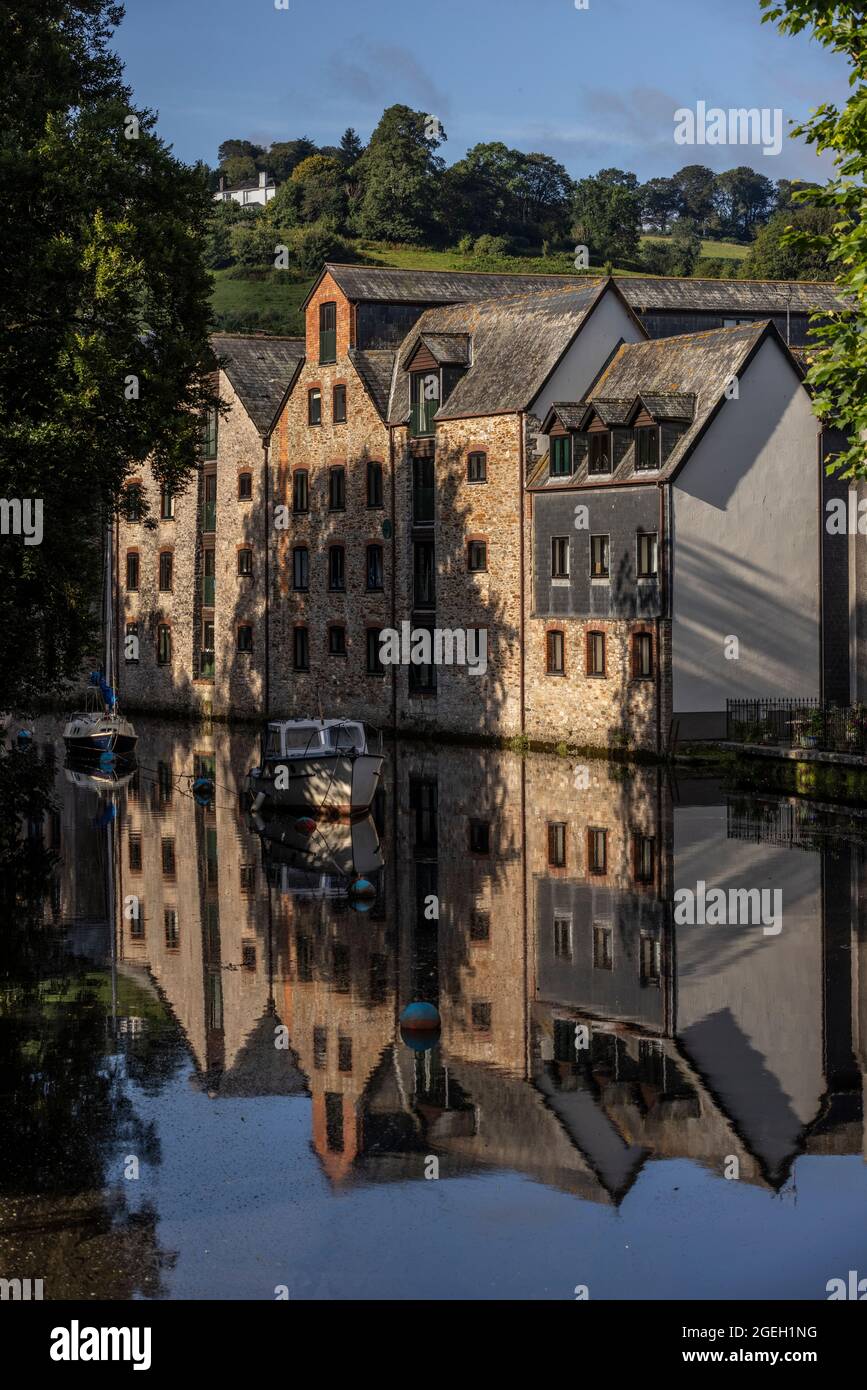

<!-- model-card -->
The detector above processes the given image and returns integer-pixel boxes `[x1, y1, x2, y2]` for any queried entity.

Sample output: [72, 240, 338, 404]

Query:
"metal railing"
[726, 698, 867, 754]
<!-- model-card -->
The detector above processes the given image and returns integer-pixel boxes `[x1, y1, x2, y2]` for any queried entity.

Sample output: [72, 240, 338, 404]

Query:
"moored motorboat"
[246, 719, 383, 816]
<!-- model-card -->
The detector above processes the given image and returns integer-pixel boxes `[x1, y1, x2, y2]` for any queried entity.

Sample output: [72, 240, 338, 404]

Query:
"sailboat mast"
[104, 518, 113, 688]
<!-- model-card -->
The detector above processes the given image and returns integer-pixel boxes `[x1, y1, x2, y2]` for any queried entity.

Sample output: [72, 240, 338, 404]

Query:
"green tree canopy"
[353, 104, 446, 243]
[0, 0, 216, 709]
[572, 168, 641, 265]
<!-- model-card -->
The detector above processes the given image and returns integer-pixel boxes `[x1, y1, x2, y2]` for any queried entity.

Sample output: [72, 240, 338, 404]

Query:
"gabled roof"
[348, 347, 395, 421]
[634, 391, 695, 422]
[581, 398, 635, 428]
[585, 320, 802, 478]
[616, 276, 841, 315]
[211, 333, 305, 437]
[542, 402, 586, 433]
[388, 279, 612, 423]
[403, 331, 472, 369]
[304, 262, 602, 311]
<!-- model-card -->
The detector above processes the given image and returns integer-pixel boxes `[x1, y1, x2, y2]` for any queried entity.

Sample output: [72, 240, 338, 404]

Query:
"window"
[550, 435, 573, 477]
[636, 426, 659, 471]
[554, 915, 573, 961]
[546, 629, 564, 675]
[202, 472, 217, 532]
[637, 532, 658, 579]
[160, 486, 175, 520]
[202, 547, 215, 606]
[325, 1093, 344, 1152]
[586, 630, 606, 676]
[292, 546, 308, 591]
[338, 1037, 353, 1073]
[202, 407, 218, 459]
[237, 548, 253, 576]
[128, 833, 142, 872]
[632, 631, 654, 678]
[238, 471, 252, 500]
[242, 944, 256, 971]
[551, 536, 569, 579]
[161, 836, 176, 878]
[588, 432, 611, 474]
[467, 539, 487, 572]
[367, 460, 383, 508]
[328, 625, 346, 656]
[410, 778, 437, 850]
[410, 370, 438, 437]
[164, 909, 179, 950]
[313, 1027, 327, 1069]
[158, 551, 173, 592]
[409, 628, 436, 694]
[124, 621, 139, 662]
[593, 924, 613, 970]
[468, 451, 487, 482]
[412, 456, 435, 524]
[200, 621, 214, 678]
[590, 534, 609, 579]
[157, 624, 172, 665]
[126, 551, 139, 591]
[329, 466, 345, 511]
[292, 470, 309, 513]
[308, 388, 321, 425]
[366, 628, 384, 675]
[332, 384, 346, 423]
[633, 834, 656, 884]
[126, 483, 142, 522]
[319, 302, 336, 363]
[328, 545, 345, 591]
[640, 932, 661, 985]
[413, 539, 435, 609]
[237, 624, 253, 653]
[548, 822, 566, 867]
[470, 909, 490, 941]
[366, 543, 384, 591]
[588, 827, 607, 875]
[471, 1002, 492, 1032]
[469, 819, 491, 855]
[293, 626, 309, 671]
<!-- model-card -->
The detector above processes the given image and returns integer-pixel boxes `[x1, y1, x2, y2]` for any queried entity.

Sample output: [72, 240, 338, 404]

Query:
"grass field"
[640, 234, 750, 260]
[209, 235, 752, 335]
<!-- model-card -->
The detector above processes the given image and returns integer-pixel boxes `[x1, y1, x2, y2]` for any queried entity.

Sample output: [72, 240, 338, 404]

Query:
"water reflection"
[3, 717, 867, 1298]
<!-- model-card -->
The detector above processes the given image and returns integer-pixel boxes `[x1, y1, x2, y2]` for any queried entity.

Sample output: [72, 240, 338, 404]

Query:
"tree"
[0, 0, 216, 710]
[218, 138, 264, 167]
[759, 0, 864, 477]
[572, 168, 641, 266]
[511, 153, 573, 237]
[221, 154, 257, 187]
[714, 166, 776, 239]
[441, 141, 524, 240]
[339, 127, 364, 166]
[669, 217, 703, 275]
[672, 164, 717, 233]
[354, 105, 446, 243]
[290, 154, 346, 223]
[640, 176, 680, 233]
[741, 204, 837, 280]
[266, 138, 317, 183]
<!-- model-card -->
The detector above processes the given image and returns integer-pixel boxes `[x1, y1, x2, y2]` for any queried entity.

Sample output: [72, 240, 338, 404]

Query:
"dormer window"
[550, 435, 573, 478]
[588, 433, 611, 475]
[636, 426, 660, 471]
[319, 302, 336, 363]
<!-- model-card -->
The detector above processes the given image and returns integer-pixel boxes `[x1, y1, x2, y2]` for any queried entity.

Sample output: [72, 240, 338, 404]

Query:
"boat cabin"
[263, 720, 369, 759]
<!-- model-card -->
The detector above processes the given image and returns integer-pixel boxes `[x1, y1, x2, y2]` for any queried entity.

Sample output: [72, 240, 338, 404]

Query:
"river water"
[2, 716, 866, 1300]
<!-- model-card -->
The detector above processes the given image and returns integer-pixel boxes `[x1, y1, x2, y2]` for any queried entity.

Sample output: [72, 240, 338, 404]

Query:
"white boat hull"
[63, 711, 137, 757]
[246, 752, 383, 816]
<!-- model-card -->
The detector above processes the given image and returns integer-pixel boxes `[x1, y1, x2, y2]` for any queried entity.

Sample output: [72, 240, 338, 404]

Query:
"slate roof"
[546, 402, 586, 431]
[388, 280, 609, 424]
[348, 348, 396, 420]
[637, 392, 695, 421]
[411, 332, 472, 366]
[588, 398, 635, 427]
[316, 262, 595, 307]
[211, 333, 305, 436]
[617, 276, 841, 314]
[584, 320, 796, 477]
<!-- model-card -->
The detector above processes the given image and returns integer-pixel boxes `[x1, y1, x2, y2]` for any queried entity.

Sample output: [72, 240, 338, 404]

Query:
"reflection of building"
[41, 718, 867, 1201]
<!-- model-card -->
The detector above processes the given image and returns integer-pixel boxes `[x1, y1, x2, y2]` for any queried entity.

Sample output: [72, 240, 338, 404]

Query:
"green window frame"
[550, 435, 573, 478]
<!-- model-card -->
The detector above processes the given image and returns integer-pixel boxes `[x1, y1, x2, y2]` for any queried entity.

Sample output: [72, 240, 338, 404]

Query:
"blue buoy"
[16, 729, 32, 751]
[192, 776, 214, 806]
[98, 749, 115, 771]
[399, 1001, 441, 1051]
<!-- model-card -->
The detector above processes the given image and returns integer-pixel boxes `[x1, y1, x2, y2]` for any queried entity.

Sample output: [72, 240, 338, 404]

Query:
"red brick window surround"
[237, 547, 253, 577]
[293, 626, 309, 671]
[332, 383, 347, 424]
[329, 465, 346, 511]
[366, 626, 385, 676]
[308, 387, 322, 426]
[238, 471, 253, 500]
[548, 822, 567, 867]
[632, 629, 654, 679]
[633, 833, 656, 885]
[366, 543, 384, 591]
[156, 623, 172, 666]
[328, 544, 345, 592]
[586, 630, 606, 677]
[367, 460, 384, 509]
[292, 469, 309, 514]
[328, 624, 347, 657]
[237, 623, 254, 653]
[125, 481, 143, 522]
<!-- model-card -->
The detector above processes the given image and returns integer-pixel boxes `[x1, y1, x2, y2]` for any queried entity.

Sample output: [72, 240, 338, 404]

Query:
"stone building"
[114, 265, 848, 749]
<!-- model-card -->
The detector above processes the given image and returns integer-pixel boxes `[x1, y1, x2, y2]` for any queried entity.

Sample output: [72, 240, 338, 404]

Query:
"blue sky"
[115, 0, 846, 181]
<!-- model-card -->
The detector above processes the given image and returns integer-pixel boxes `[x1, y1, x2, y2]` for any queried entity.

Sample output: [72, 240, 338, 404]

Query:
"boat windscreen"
[282, 726, 322, 750]
[325, 724, 365, 751]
